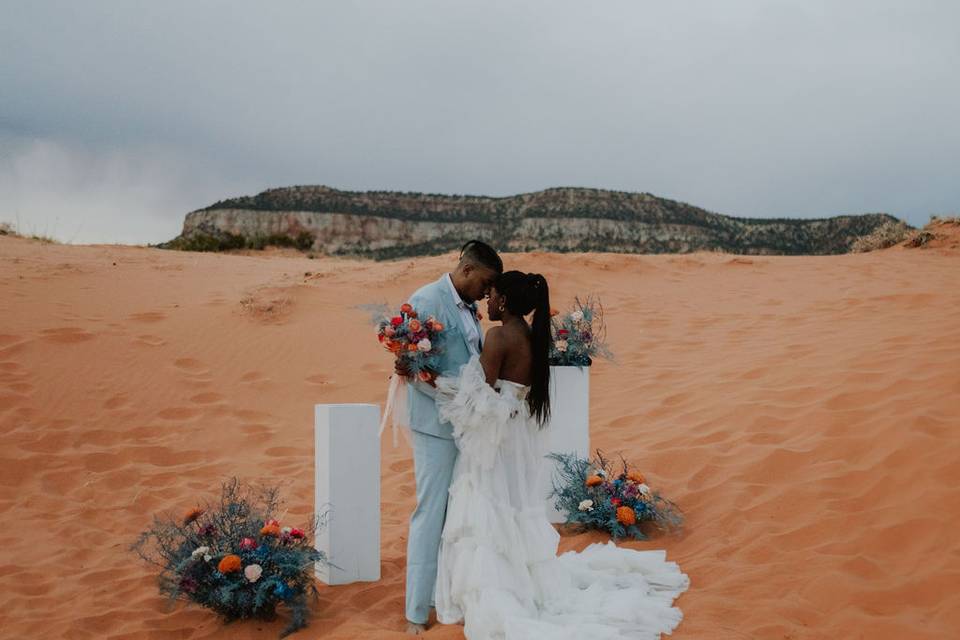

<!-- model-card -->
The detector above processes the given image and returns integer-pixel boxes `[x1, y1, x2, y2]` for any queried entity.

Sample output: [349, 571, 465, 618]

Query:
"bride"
[427, 270, 690, 639]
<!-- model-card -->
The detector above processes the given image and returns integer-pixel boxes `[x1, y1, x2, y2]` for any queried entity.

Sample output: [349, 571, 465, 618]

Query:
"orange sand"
[1, 225, 958, 639]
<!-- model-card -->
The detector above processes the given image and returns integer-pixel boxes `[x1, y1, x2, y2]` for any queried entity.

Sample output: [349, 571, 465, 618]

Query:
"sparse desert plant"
[905, 231, 937, 248]
[850, 220, 914, 253]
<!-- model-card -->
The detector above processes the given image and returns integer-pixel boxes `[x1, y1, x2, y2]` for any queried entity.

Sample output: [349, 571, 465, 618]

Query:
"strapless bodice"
[493, 378, 530, 403]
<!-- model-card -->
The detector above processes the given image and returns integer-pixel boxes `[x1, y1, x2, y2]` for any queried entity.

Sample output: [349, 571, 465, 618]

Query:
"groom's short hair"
[459, 239, 503, 274]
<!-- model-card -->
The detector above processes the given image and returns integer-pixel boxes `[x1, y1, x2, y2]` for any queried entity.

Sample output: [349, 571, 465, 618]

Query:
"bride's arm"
[478, 327, 505, 388]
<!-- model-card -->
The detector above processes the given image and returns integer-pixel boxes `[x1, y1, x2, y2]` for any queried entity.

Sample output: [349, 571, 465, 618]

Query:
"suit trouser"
[405, 429, 458, 624]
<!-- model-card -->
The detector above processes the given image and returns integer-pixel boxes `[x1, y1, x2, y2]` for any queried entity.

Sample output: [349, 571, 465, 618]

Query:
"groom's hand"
[394, 359, 412, 379]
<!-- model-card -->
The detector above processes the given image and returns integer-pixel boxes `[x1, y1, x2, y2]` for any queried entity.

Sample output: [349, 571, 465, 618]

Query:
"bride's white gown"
[432, 355, 690, 639]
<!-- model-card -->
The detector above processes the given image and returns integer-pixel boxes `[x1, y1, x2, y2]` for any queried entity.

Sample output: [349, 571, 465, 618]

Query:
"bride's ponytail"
[527, 273, 551, 428]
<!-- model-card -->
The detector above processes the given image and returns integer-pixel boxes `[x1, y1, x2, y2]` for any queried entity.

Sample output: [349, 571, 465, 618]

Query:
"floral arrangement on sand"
[132, 478, 329, 638]
[548, 450, 684, 540]
[549, 295, 613, 366]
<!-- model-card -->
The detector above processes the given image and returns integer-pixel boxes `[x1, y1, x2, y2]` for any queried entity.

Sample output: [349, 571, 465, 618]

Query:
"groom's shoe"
[406, 621, 427, 635]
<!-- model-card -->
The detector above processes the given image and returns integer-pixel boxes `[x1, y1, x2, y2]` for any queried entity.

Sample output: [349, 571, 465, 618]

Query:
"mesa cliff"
[159, 185, 907, 257]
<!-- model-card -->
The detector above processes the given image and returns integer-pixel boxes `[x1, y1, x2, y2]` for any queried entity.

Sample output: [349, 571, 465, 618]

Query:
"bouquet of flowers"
[376, 302, 445, 383]
[549, 295, 613, 366]
[548, 450, 684, 540]
[371, 302, 446, 445]
[132, 478, 329, 638]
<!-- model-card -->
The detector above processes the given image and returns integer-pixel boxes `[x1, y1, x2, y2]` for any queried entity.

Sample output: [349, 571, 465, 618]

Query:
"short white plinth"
[314, 403, 381, 585]
[541, 365, 591, 523]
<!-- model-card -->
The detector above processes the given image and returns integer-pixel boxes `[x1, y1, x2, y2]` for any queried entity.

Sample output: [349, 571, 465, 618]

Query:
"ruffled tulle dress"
[433, 355, 690, 640]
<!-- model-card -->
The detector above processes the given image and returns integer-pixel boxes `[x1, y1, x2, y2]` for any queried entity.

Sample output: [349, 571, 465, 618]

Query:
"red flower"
[240, 537, 257, 550]
[400, 303, 413, 314]
[290, 528, 305, 539]
[558, 329, 569, 336]
[610, 498, 622, 507]
[390, 316, 403, 327]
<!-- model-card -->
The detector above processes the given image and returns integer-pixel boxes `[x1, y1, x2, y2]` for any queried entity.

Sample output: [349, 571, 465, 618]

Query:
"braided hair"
[493, 271, 552, 427]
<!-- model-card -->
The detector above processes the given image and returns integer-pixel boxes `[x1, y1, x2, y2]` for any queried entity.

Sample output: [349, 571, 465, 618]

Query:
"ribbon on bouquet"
[379, 372, 413, 447]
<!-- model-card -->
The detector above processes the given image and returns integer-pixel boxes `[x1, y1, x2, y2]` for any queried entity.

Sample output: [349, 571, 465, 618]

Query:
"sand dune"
[1, 225, 958, 639]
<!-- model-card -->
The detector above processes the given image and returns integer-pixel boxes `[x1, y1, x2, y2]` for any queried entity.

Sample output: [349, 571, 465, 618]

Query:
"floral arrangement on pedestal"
[548, 450, 684, 540]
[548, 295, 614, 366]
[132, 478, 329, 638]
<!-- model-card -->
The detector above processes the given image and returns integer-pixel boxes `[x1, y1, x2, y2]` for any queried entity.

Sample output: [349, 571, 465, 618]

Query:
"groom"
[397, 239, 502, 634]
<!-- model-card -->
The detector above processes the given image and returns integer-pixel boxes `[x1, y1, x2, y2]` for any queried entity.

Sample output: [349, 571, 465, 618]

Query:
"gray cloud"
[1, 0, 958, 244]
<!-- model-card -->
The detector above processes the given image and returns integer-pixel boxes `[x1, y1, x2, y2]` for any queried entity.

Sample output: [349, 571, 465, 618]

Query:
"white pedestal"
[541, 365, 591, 523]
[314, 403, 381, 585]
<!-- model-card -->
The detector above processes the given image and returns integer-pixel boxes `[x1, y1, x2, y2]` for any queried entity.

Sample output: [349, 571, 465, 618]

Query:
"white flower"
[281, 526, 292, 535]
[637, 483, 651, 496]
[570, 310, 584, 322]
[203, 554, 212, 562]
[417, 338, 432, 352]
[555, 339, 568, 352]
[244, 564, 264, 583]
[191, 546, 210, 559]
[578, 499, 594, 512]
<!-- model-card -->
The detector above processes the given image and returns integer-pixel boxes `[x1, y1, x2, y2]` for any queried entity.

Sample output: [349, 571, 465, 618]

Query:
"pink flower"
[240, 537, 257, 550]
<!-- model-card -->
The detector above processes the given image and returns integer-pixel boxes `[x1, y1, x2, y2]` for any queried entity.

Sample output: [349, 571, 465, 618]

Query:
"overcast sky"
[1, 1, 957, 244]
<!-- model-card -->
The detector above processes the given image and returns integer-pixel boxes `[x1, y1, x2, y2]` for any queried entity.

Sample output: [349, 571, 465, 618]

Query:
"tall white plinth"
[541, 365, 591, 523]
[314, 403, 381, 585]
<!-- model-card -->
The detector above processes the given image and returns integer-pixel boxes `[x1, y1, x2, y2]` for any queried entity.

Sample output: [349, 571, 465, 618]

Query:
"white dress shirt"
[444, 272, 482, 355]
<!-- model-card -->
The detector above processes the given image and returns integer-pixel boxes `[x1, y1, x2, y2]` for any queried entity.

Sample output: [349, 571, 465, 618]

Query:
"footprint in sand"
[0, 392, 24, 413]
[104, 393, 130, 410]
[189, 392, 224, 404]
[239, 371, 267, 383]
[39, 327, 95, 344]
[133, 334, 166, 347]
[265, 446, 303, 457]
[305, 373, 334, 385]
[0, 335, 22, 349]
[173, 358, 209, 375]
[128, 311, 167, 323]
[156, 406, 202, 420]
[389, 459, 413, 473]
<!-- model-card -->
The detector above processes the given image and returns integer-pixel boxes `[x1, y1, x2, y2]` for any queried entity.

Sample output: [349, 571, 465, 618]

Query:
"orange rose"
[433, 321, 444, 331]
[616, 506, 636, 526]
[628, 470, 646, 484]
[388, 341, 403, 353]
[183, 506, 204, 525]
[408, 310, 418, 319]
[408, 319, 422, 332]
[400, 303, 413, 314]
[218, 554, 243, 574]
[407, 343, 418, 352]
[585, 475, 603, 487]
[260, 524, 281, 537]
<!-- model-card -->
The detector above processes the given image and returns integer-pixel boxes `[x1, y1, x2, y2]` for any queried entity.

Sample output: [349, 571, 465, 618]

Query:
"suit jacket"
[406, 274, 484, 440]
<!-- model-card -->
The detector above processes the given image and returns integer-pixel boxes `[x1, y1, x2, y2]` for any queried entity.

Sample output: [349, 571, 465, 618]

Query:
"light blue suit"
[404, 274, 483, 624]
